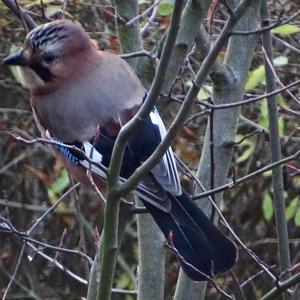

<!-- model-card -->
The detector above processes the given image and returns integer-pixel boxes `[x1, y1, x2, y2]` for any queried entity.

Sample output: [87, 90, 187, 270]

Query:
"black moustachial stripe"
[30, 63, 54, 82]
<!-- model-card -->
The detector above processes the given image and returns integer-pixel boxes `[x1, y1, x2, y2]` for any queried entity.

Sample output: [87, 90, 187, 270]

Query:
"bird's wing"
[50, 105, 181, 212]
[148, 107, 182, 196]
[80, 140, 171, 212]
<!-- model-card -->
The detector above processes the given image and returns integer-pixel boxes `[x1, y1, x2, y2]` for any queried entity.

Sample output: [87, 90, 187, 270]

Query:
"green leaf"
[245, 65, 265, 91]
[157, 0, 174, 16]
[44, 5, 62, 19]
[278, 115, 285, 136]
[7, 45, 22, 83]
[197, 85, 212, 100]
[259, 100, 269, 128]
[258, 95, 285, 136]
[48, 169, 70, 195]
[263, 193, 273, 221]
[237, 145, 254, 163]
[262, 170, 272, 177]
[276, 94, 288, 108]
[286, 197, 298, 221]
[116, 273, 131, 289]
[245, 56, 288, 91]
[272, 24, 300, 36]
[294, 209, 300, 226]
[235, 134, 255, 164]
[274, 56, 288, 67]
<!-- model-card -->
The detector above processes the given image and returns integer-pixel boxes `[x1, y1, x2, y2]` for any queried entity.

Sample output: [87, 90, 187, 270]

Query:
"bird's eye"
[42, 53, 57, 64]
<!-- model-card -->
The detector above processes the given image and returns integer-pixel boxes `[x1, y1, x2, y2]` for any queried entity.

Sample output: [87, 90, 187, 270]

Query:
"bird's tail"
[141, 191, 237, 281]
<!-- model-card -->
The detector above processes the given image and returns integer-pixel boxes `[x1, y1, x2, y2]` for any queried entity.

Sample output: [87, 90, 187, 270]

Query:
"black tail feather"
[141, 191, 237, 281]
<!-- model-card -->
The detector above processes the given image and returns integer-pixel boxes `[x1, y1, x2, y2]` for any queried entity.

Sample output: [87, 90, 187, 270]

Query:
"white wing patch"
[79, 142, 107, 178]
[83, 141, 103, 162]
[149, 108, 182, 196]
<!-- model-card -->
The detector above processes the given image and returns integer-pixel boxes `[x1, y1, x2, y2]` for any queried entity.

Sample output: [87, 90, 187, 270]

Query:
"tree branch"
[175, 0, 262, 298]
[260, 0, 291, 292]
[261, 272, 300, 300]
[2, 0, 36, 30]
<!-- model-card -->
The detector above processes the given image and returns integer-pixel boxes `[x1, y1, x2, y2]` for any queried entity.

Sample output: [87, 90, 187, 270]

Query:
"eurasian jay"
[3, 20, 237, 281]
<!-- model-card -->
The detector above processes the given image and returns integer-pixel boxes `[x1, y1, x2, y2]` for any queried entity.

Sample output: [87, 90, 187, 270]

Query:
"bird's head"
[2, 20, 95, 93]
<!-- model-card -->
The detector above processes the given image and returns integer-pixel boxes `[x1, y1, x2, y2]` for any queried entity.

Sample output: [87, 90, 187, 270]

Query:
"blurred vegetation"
[0, 0, 300, 299]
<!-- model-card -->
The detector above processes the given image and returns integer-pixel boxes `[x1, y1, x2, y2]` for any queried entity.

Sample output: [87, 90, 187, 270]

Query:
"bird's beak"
[2, 51, 29, 66]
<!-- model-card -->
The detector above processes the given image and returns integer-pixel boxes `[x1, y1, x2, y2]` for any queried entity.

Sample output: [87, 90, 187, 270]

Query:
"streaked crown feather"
[24, 20, 90, 55]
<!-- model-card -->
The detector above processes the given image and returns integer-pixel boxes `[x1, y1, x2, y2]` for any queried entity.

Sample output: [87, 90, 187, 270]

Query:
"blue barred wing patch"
[53, 138, 80, 165]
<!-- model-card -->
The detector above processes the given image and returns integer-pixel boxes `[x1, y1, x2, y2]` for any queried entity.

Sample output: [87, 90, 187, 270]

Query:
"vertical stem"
[113, 0, 142, 69]
[209, 107, 216, 220]
[161, 0, 212, 93]
[96, 193, 120, 300]
[136, 199, 165, 300]
[113, 1, 166, 299]
[87, 201, 131, 300]
[260, 0, 291, 291]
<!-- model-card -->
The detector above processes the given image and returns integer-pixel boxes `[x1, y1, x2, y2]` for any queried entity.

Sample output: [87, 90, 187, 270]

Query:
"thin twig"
[27, 241, 88, 284]
[193, 149, 300, 200]
[272, 35, 300, 55]
[126, 0, 162, 26]
[27, 183, 80, 235]
[0, 222, 93, 265]
[0, 199, 74, 213]
[262, 46, 300, 105]
[8, 132, 108, 177]
[120, 50, 156, 60]
[1, 218, 137, 295]
[261, 272, 300, 300]
[2, 0, 36, 30]
[231, 9, 300, 36]
[195, 80, 300, 110]
[240, 265, 277, 288]
[167, 233, 234, 299]
[141, 2, 159, 35]
[2, 242, 27, 300]
[230, 270, 247, 300]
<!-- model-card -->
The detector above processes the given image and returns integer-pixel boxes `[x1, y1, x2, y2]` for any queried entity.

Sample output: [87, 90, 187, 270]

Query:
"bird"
[2, 20, 237, 281]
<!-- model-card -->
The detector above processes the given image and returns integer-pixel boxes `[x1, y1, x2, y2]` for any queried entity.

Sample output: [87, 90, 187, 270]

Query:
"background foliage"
[0, 0, 300, 299]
